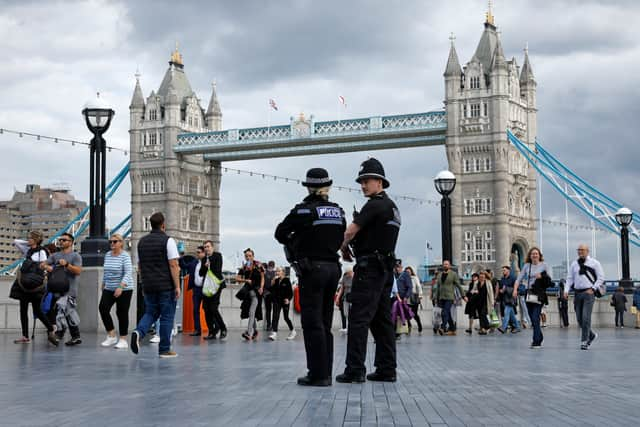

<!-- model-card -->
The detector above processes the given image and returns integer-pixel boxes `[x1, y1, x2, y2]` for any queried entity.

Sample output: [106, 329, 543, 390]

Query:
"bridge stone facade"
[129, 47, 222, 259]
[128, 14, 538, 272]
[444, 13, 538, 274]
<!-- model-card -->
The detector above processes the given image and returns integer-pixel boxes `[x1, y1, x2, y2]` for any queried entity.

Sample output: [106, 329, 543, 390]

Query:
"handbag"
[396, 319, 409, 334]
[525, 293, 541, 304]
[202, 269, 223, 297]
[489, 309, 500, 328]
[47, 266, 70, 294]
[631, 306, 637, 315]
[235, 283, 250, 301]
[9, 279, 24, 300]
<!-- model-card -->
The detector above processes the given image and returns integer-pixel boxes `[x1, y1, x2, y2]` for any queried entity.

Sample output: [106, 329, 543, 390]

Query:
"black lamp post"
[434, 170, 456, 265]
[615, 207, 633, 293]
[80, 93, 114, 267]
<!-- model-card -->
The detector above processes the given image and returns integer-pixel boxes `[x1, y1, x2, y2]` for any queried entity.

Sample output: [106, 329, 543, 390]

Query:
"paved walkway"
[1, 327, 638, 426]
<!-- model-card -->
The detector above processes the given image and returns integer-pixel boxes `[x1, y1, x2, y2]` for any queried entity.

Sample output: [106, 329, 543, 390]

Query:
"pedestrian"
[201, 240, 227, 340]
[335, 268, 354, 333]
[42, 232, 83, 346]
[434, 260, 465, 336]
[275, 167, 345, 386]
[513, 247, 552, 349]
[564, 244, 604, 350]
[236, 248, 264, 341]
[405, 266, 423, 334]
[475, 271, 494, 335]
[464, 273, 480, 334]
[611, 286, 627, 328]
[181, 246, 205, 336]
[98, 233, 134, 349]
[557, 279, 570, 328]
[130, 212, 181, 358]
[269, 267, 296, 341]
[263, 261, 276, 331]
[632, 286, 640, 329]
[336, 158, 400, 384]
[497, 266, 520, 334]
[11, 231, 58, 346]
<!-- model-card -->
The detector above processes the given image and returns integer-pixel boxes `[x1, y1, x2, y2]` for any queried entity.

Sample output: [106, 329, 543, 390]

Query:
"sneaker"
[530, 343, 543, 349]
[366, 371, 397, 382]
[219, 330, 228, 340]
[335, 372, 366, 384]
[101, 336, 118, 347]
[150, 335, 160, 343]
[581, 344, 589, 350]
[130, 331, 140, 355]
[340, 328, 348, 334]
[464, 329, 472, 335]
[268, 332, 277, 341]
[286, 330, 297, 340]
[159, 351, 178, 358]
[14, 337, 31, 344]
[587, 331, 598, 347]
[242, 332, 251, 341]
[171, 327, 178, 337]
[114, 339, 129, 350]
[621, 326, 624, 329]
[65, 337, 82, 346]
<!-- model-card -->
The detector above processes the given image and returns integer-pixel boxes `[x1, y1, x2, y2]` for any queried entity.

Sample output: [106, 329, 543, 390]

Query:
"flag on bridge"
[338, 95, 346, 108]
[427, 242, 433, 250]
[269, 98, 278, 111]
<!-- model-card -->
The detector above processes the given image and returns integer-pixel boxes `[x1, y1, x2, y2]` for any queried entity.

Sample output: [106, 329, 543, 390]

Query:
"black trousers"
[558, 298, 569, 327]
[272, 300, 293, 332]
[192, 286, 204, 333]
[299, 261, 340, 380]
[19, 293, 53, 337]
[203, 292, 226, 334]
[99, 289, 133, 336]
[345, 266, 396, 376]
[339, 301, 347, 329]
[615, 310, 624, 327]
[264, 293, 273, 328]
[408, 303, 422, 332]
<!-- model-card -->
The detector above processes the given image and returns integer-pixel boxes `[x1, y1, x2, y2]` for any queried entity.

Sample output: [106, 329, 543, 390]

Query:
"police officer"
[275, 168, 346, 387]
[336, 157, 401, 383]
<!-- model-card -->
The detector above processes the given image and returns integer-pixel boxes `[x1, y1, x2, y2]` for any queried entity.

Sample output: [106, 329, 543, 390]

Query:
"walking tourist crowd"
[7, 161, 640, 385]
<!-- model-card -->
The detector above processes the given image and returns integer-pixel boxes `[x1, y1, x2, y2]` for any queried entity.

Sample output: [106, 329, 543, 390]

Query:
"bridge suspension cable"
[0, 127, 129, 155]
[507, 130, 640, 247]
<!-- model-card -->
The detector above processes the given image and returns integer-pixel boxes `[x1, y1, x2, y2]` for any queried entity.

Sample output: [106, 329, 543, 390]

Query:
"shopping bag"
[489, 309, 500, 328]
[631, 306, 638, 315]
[202, 269, 223, 297]
[396, 319, 409, 335]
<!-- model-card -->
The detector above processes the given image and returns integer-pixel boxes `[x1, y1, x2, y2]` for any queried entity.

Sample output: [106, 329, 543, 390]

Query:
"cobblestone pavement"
[1, 327, 638, 426]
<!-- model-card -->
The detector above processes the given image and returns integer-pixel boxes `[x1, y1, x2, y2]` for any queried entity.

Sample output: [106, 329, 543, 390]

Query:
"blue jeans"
[574, 292, 595, 344]
[440, 300, 455, 331]
[501, 305, 521, 330]
[136, 290, 177, 354]
[526, 302, 543, 346]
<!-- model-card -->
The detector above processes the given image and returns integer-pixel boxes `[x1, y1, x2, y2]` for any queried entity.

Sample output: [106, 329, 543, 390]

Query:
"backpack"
[18, 259, 46, 291]
[47, 265, 70, 294]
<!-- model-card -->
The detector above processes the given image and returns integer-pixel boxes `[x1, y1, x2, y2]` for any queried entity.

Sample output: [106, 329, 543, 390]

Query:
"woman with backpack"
[11, 231, 58, 346]
[99, 233, 134, 349]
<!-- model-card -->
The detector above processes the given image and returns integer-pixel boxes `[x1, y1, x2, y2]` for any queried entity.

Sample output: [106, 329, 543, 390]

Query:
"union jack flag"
[269, 98, 278, 111]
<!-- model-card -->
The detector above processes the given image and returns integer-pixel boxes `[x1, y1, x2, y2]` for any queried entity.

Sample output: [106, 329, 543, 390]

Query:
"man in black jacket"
[131, 212, 181, 358]
[200, 240, 227, 340]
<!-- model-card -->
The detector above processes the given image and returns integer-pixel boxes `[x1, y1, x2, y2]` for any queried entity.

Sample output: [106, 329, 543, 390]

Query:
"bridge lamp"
[80, 92, 115, 267]
[434, 170, 456, 266]
[615, 207, 633, 293]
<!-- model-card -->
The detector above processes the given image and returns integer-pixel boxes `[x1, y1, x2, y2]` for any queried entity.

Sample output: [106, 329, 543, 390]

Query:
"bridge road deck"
[1, 328, 638, 426]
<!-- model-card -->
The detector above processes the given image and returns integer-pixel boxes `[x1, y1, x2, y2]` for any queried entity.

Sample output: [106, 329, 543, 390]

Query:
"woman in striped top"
[98, 234, 134, 349]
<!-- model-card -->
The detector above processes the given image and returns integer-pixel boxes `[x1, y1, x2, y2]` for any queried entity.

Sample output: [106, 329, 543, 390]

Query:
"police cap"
[355, 157, 390, 188]
[302, 168, 333, 187]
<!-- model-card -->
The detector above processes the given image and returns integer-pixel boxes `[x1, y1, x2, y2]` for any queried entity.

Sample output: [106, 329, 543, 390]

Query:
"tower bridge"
[129, 12, 538, 274]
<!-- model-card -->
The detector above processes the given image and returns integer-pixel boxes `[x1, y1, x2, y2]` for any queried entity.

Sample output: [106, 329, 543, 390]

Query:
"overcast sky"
[1, 0, 639, 277]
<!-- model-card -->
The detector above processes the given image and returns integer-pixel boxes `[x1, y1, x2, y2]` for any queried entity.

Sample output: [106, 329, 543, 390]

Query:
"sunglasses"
[58, 239, 71, 242]
[109, 240, 122, 244]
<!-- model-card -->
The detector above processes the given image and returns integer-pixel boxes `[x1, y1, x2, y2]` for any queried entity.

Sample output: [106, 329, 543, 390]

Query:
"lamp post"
[80, 93, 115, 267]
[434, 170, 456, 265]
[615, 207, 633, 293]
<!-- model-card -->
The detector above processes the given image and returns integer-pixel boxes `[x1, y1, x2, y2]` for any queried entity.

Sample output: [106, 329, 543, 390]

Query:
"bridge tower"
[444, 9, 538, 275]
[129, 46, 222, 260]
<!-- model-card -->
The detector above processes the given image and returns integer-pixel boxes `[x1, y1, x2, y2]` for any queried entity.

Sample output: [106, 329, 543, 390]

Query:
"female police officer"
[336, 157, 400, 383]
[275, 168, 346, 386]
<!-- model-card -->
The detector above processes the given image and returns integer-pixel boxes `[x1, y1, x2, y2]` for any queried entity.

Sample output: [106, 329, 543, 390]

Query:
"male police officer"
[336, 158, 401, 383]
[275, 168, 346, 386]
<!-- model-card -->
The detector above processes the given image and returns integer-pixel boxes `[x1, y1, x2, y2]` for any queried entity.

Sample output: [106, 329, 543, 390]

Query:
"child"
[611, 286, 627, 328]
[632, 286, 640, 329]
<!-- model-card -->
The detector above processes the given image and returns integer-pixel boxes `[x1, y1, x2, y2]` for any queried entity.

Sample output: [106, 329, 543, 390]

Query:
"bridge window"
[151, 181, 157, 193]
[203, 184, 209, 197]
[143, 181, 149, 194]
[462, 104, 467, 118]
[475, 253, 483, 261]
[159, 180, 165, 193]
[149, 110, 157, 121]
[464, 200, 472, 215]
[149, 133, 157, 145]
[143, 133, 147, 146]
[485, 158, 491, 171]
[470, 76, 480, 89]
[471, 104, 481, 118]
[474, 158, 481, 172]
[485, 231, 492, 240]
[465, 231, 471, 240]
[483, 103, 488, 116]
[143, 216, 150, 231]
[189, 177, 199, 195]
[464, 159, 471, 173]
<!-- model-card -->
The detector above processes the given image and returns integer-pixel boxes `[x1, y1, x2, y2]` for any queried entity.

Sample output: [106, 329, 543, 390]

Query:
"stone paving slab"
[0, 327, 638, 426]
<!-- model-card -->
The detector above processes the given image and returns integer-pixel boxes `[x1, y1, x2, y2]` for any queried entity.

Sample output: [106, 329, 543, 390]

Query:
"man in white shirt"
[564, 244, 604, 350]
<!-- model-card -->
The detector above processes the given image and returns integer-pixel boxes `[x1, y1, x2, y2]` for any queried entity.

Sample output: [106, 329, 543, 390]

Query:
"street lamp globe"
[82, 92, 115, 133]
[615, 207, 633, 227]
[434, 170, 456, 196]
